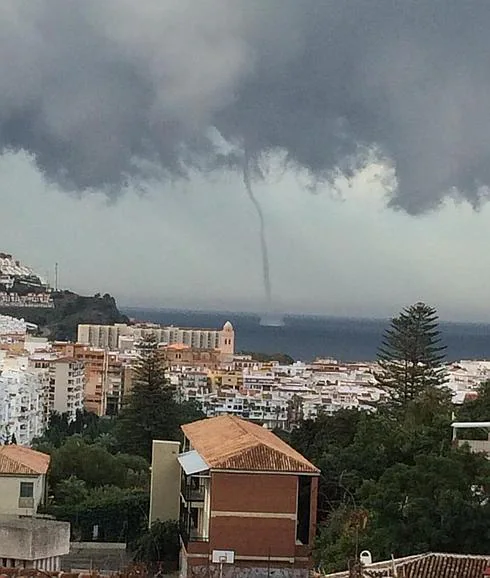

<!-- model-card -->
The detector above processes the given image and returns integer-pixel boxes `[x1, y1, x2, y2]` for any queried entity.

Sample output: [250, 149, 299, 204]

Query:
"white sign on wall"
[212, 550, 235, 564]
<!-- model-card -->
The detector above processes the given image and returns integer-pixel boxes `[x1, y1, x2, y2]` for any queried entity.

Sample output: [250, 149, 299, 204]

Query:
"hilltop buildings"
[150, 414, 319, 578]
[0, 252, 53, 309]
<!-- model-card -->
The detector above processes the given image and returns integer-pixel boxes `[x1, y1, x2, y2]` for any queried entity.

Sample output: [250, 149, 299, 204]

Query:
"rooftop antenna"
[54, 262, 59, 292]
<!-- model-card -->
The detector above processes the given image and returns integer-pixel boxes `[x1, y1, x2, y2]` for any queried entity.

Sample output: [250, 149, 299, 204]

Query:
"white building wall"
[0, 364, 45, 445]
[0, 474, 45, 516]
[50, 360, 85, 421]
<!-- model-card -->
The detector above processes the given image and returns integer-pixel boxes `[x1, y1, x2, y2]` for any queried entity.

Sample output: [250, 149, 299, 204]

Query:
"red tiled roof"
[322, 553, 490, 578]
[0, 445, 50, 475]
[399, 554, 490, 578]
[181, 415, 319, 474]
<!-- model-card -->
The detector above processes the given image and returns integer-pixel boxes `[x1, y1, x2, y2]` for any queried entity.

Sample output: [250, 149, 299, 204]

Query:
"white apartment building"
[77, 321, 235, 357]
[47, 358, 85, 421]
[0, 361, 45, 445]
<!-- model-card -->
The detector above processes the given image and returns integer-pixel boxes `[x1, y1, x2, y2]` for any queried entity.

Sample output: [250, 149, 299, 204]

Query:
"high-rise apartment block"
[47, 358, 85, 421]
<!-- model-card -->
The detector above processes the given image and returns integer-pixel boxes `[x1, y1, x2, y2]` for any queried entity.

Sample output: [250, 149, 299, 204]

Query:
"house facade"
[0, 445, 50, 516]
[150, 414, 319, 578]
[0, 445, 70, 570]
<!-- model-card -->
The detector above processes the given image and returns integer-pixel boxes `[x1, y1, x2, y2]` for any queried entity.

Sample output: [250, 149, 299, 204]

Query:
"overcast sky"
[2, 151, 490, 322]
[2, 1, 490, 321]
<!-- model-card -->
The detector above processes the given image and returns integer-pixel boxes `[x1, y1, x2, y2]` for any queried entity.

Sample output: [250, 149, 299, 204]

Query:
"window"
[296, 476, 312, 545]
[19, 482, 34, 499]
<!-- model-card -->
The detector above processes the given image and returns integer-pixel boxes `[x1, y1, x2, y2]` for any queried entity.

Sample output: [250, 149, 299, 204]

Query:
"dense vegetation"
[280, 302, 490, 572]
[0, 290, 128, 340]
[240, 351, 295, 364]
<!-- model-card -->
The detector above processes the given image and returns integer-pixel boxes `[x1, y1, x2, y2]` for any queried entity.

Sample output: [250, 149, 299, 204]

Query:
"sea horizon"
[121, 307, 490, 363]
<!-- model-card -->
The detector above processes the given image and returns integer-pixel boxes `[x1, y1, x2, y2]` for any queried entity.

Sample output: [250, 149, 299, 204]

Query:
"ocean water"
[122, 308, 490, 363]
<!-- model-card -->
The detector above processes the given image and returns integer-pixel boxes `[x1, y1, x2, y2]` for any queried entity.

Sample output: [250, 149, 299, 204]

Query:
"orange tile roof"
[181, 415, 319, 474]
[322, 553, 490, 578]
[0, 445, 50, 475]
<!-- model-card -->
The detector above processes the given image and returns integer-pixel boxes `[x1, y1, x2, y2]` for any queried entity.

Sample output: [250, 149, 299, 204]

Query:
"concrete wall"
[0, 474, 44, 516]
[0, 516, 70, 560]
[149, 440, 181, 525]
[62, 542, 129, 572]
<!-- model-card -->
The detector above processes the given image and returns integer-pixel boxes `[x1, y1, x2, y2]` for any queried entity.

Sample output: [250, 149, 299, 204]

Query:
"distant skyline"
[3, 2, 490, 322]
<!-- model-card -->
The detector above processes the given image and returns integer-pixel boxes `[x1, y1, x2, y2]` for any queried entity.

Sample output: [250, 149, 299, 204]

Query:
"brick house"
[170, 414, 320, 578]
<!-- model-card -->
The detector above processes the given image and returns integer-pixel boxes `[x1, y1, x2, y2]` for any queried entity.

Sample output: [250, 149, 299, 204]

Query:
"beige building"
[77, 321, 235, 358]
[160, 344, 223, 370]
[53, 343, 124, 416]
[0, 445, 50, 516]
[149, 440, 181, 525]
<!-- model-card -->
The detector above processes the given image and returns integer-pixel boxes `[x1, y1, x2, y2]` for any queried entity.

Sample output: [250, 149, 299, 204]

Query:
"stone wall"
[187, 563, 309, 578]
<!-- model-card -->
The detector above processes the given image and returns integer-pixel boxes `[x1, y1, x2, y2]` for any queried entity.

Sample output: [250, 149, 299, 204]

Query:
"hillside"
[0, 291, 129, 341]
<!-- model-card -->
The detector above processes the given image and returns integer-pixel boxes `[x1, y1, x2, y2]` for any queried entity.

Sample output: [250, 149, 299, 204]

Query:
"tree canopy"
[283, 384, 490, 573]
[376, 302, 447, 407]
[114, 337, 204, 461]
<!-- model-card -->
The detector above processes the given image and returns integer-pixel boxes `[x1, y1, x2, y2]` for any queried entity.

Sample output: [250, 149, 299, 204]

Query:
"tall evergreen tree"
[114, 337, 180, 460]
[376, 302, 447, 406]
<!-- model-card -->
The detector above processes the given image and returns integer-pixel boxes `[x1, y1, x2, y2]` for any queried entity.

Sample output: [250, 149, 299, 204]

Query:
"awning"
[452, 422, 490, 429]
[178, 450, 209, 475]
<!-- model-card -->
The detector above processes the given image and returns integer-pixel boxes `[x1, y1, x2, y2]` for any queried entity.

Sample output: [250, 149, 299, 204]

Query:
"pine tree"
[114, 337, 180, 460]
[376, 302, 447, 406]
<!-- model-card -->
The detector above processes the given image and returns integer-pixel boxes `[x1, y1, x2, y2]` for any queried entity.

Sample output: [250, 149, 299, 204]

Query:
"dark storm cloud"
[1, 0, 490, 213]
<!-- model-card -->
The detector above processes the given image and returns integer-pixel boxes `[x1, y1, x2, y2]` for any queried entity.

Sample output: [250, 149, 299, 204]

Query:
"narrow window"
[296, 476, 311, 544]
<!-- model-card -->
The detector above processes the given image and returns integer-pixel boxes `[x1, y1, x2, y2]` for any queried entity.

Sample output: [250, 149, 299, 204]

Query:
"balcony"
[181, 485, 205, 502]
[180, 515, 210, 548]
[452, 422, 490, 458]
[180, 471, 208, 504]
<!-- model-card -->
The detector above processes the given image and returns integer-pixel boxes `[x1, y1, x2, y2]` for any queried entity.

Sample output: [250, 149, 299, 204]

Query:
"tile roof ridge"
[0, 444, 50, 474]
[429, 552, 490, 560]
[0, 452, 36, 474]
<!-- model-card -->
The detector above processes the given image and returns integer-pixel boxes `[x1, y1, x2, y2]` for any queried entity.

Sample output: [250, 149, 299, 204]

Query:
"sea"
[121, 308, 490, 363]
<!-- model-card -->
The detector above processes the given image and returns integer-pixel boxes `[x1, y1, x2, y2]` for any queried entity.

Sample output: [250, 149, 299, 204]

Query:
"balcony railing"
[180, 473, 208, 503]
[181, 487, 205, 502]
[180, 527, 209, 546]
